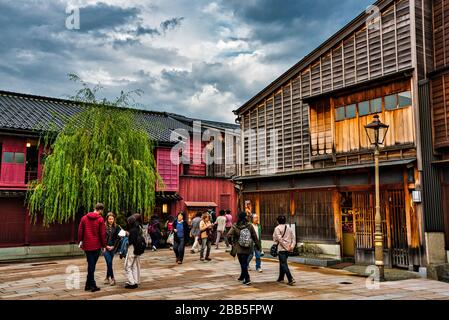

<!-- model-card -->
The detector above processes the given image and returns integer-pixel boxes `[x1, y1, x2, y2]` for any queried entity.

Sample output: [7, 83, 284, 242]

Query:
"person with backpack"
[227, 212, 261, 285]
[273, 215, 296, 286]
[148, 215, 161, 251]
[78, 203, 106, 292]
[199, 213, 213, 261]
[124, 213, 146, 289]
[173, 212, 190, 264]
[248, 214, 263, 273]
[103, 212, 122, 286]
[215, 210, 227, 249]
[190, 212, 202, 254]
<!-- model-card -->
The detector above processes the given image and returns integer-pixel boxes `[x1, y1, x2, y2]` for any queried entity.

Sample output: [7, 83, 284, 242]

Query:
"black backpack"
[133, 226, 147, 256]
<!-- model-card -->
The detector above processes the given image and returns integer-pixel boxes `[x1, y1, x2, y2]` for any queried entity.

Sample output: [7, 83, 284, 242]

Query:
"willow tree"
[27, 75, 161, 225]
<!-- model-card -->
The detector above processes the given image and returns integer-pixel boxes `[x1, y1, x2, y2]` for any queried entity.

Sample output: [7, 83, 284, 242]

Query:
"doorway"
[340, 192, 355, 257]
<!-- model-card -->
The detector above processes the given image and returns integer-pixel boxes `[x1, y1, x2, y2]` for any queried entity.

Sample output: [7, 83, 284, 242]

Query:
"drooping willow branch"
[27, 78, 162, 225]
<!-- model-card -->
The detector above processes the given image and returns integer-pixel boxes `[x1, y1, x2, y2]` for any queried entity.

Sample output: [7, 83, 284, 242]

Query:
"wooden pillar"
[404, 168, 413, 249]
[333, 191, 342, 246]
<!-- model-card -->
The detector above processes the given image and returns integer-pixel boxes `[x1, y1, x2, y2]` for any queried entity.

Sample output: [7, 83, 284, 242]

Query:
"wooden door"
[0, 138, 26, 185]
[387, 190, 409, 268]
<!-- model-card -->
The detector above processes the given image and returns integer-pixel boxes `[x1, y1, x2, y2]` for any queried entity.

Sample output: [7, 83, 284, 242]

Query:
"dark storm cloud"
[78, 3, 140, 31]
[0, 0, 379, 122]
[160, 17, 185, 32]
[219, 0, 375, 63]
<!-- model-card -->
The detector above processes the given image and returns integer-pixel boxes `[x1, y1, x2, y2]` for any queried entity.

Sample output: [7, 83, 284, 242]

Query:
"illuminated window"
[335, 106, 345, 121]
[371, 98, 382, 113]
[15, 153, 25, 164]
[385, 94, 397, 110]
[346, 104, 356, 119]
[3, 152, 14, 163]
[398, 91, 412, 108]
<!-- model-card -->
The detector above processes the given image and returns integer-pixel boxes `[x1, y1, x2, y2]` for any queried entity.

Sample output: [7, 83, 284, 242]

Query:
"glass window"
[371, 98, 382, 113]
[358, 101, 370, 116]
[3, 152, 14, 163]
[14, 152, 25, 164]
[335, 107, 345, 121]
[385, 94, 397, 110]
[398, 91, 412, 108]
[346, 104, 356, 119]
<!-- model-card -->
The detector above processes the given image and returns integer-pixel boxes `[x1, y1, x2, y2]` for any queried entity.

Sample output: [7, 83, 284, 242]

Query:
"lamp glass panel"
[365, 127, 376, 145]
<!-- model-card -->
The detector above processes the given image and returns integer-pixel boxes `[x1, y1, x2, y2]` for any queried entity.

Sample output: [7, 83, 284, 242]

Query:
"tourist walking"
[224, 209, 233, 249]
[165, 216, 175, 249]
[215, 210, 227, 249]
[227, 212, 261, 285]
[77, 203, 106, 292]
[173, 212, 190, 264]
[190, 212, 202, 253]
[103, 212, 122, 286]
[273, 215, 296, 286]
[124, 214, 146, 289]
[199, 213, 213, 261]
[248, 214, 263, 273]
[148, 215, 161, 251]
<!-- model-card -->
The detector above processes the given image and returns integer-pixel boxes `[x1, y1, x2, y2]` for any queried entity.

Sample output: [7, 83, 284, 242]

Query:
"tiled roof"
[0, 90, 195, 144]
[168, 113, 239, 131]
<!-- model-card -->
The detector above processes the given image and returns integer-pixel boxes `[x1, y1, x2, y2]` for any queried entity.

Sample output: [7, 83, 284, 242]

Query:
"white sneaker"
[257, 268, 263, 273]
[152, 246, 157, 251]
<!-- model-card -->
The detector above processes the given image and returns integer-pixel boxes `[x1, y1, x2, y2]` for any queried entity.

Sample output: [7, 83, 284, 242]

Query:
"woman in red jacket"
[78, 203, 106, 292]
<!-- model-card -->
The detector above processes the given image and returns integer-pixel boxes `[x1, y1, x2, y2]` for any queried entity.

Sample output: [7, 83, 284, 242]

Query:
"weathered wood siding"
[310, 79, 415, 155]
[431, 0, 449, 149]
[433, 0, 449, 70]
[240, 0, 413, 177]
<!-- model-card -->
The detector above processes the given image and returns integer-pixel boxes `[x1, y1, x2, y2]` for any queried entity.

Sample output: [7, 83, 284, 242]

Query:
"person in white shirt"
[215, 210, 227, 249]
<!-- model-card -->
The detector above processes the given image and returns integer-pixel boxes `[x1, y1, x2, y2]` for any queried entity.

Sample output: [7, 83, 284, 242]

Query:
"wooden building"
[0, 91, 238, 260]
[234, 0, 447, 269]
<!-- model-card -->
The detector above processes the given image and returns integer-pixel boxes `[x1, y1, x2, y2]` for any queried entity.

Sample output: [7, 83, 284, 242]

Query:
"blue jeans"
[85, 250, 100, 288]
[103, 249, 115, 279]
[237, 254, 250, 282]
[248, 249, 262, 270]
[278, 251, 293, 282]
[173, 238, 185, 261]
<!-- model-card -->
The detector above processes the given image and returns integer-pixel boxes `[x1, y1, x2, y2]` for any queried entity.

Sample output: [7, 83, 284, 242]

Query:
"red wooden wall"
[173, 176, 238, 218]
[156, 147, 179, 192]
[0, 137, 27, 186]
[184, 141, 207, 176]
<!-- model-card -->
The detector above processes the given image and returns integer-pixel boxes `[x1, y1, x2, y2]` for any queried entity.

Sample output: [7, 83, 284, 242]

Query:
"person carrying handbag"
[272, 215, 296, 286]
[199, 213, 213, 261]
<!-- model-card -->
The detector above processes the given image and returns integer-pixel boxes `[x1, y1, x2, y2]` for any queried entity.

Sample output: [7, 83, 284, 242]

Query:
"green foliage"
[27, 75, 161, 225]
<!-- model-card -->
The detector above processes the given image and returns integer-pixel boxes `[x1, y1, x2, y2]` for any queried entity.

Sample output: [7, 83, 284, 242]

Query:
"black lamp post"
[364, 115, 389, 282]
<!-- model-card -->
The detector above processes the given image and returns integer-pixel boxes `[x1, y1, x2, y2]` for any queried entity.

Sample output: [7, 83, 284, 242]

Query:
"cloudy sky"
[0, 0, 374, 123]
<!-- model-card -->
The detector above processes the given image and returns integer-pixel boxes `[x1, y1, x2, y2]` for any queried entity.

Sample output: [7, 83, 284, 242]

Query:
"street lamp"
[364, 115, 389, 282]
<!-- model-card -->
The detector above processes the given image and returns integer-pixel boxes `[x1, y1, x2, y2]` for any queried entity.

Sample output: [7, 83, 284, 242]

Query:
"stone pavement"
[1, 247, 449, 300]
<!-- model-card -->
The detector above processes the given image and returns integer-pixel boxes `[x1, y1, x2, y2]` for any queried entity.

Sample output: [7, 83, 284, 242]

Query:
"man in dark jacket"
[227, 212, 261, 285]
[78, 203, 106, 292]
[173, 212, 190, 264]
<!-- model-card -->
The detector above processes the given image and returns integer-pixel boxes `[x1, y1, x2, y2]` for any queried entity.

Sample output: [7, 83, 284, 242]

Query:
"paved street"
[1, 247, 449, 300]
